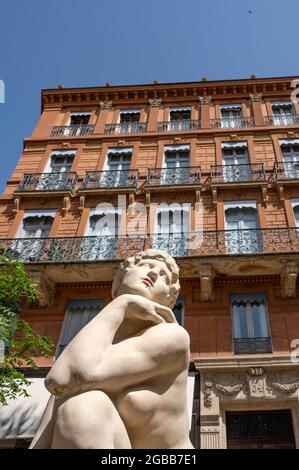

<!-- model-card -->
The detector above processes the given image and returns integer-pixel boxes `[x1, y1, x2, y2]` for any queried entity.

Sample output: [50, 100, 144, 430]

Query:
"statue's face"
[119, 258, 173, 306]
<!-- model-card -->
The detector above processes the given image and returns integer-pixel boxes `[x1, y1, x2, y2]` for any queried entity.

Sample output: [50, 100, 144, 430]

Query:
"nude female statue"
[30, 249, 193, 449]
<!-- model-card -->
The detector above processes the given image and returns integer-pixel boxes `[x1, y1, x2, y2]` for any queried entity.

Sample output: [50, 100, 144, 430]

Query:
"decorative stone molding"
[203, 380, 214, 408]
[280, 261, 298, 298]
[99, 100, 113, 110]
[148, 98, 162, 107]
[173, 137, 182, 144]
[271, 380, 299, 395]
[24, 144, 47, 152]
[117, 140, 126, 147]
[62, 196, 71, 216]
[12, 197, 20, 217]
[79, 195, 85, 213]
[140, 140, 158, 147]
[197, 137, 214, 144]
[253, 134, 271, 141]
[215, 382, 244, 396]
[250, 93, 263, 102]
[199, 264, 215, 302]
[84, 142, 102, 150]
[27, 269, 55, 307]
[199, 96, 212, 105]
[202, 369, 299, 404]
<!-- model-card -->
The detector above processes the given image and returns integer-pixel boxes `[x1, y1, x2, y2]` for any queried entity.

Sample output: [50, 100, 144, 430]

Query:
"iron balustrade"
[234, 337, 272, 355]
[210, 164, 265, 183]
[50, 124, 95, 137]
[104, 122, 147, 135]
[81, 169, 139, 189]
[264, 114, 299, 127]
[17, 172, 78, 192]
[1, 228, 299, 263]
[274, 161, 299, 180]
[210, 117, 255, 129]
[146, 167, 201, 187]
[157, 120, 201, 132]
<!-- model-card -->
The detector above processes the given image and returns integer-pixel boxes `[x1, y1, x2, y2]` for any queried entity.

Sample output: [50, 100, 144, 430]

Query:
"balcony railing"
[1, 228, 299, 264]
[104, 122, 147, 135]
[274, 162, 299, 180]
[264, 115, 299, 127]
[50, 124, 95, 137]
[210, 164, 265, 184]
[146, 167, 201, 187]
[157, 120, 201, 132]
[16, 172, 78, 192]
[81, 169, 139, 190]
[210, 117, 255, 129]
[234, 337, 272, 355]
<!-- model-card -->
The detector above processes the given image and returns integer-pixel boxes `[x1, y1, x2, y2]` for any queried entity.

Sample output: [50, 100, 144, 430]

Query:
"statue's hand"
[116, 293, 177, 325]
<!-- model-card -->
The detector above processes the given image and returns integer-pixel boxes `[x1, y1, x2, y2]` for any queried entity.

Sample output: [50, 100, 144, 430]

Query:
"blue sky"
[0, 0, 298, 192]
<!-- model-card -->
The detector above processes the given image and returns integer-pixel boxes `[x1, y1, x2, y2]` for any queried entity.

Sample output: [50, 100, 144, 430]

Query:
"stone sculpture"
[30, 249, 193, 449]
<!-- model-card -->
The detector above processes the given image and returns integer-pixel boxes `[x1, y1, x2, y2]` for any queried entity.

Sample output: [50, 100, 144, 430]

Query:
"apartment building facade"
[1, 76, 299, 448]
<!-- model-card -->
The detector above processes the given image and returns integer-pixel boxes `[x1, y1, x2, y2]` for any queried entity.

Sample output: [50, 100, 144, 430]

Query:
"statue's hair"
[111, 249, 180, 308]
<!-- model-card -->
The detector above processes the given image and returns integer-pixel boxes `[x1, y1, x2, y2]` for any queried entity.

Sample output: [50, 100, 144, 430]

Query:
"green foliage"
[0, 255, 53, 406]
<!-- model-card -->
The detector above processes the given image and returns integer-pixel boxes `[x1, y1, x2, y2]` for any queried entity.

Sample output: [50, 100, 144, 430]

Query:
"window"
[162, 145, 190, 185]
[81, 207, 121, 261]
[11, 210, 55, 261]
[271, 102, 294, 126]
[169, 107, 192, 131]
[102, 148, 132, 187]
[154, 204, 189, 256]
[173, 296, 185, 326]
[36, 150, 76, 190]
[220, 105, 242, 128]
[69, 112, 91, 126]
[280, 139, 299, 178]
[230, 293, 272, 354]
[224, 202, 260, 254]
[118, 109, 140, 133]
[57, 299, 103, 356]
[292, 199, 299, 227]
[221, 142, 250, 181]
[18, 210, 55, 238]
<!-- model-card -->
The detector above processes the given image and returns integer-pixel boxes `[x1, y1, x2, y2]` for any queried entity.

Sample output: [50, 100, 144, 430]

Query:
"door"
[154, 207, 189, 256]
[221, 107, 242, 128]
[281, 143, 299, 178]
[272, 103, 294, 126]
[103, 153, 131, 187]
[225, 206, 260, 254]
[222, 146, 250, 182]
[163, 149, 189, 185]
[81, 210, 120, 260]
[38, 154, 74, 190]
[226, 410, 296, 449]
[13, 214, 54, 261]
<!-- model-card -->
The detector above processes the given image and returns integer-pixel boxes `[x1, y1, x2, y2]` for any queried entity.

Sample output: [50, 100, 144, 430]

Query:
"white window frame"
[163, 145, 190, 168]
[104, 148, 133, 171]
[291, 199, 299, 227]
[85, 206, 123, 237]
[66, 111, 91, 126]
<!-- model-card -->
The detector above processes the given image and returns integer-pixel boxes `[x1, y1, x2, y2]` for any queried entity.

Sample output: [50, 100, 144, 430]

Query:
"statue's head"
[112, 249, 180, 308]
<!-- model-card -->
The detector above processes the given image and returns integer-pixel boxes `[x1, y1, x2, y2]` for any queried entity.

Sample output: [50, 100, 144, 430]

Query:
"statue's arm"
[90, 323, 190, 392]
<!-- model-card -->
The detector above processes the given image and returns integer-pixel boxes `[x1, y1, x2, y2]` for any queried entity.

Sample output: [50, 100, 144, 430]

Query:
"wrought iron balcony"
[210, 164, 265, 184]
[264, 115, 299, 127]
[274, 162, 299, 180]
[1, 228, 299, 264]
[234, 337, 272, 355]
[104, 122, 147, 135]
[16, 172, 78, 192]
[210, 117, 255, 129]
[146, 167, 201, 188]
[50, 124, 95, 137]
[81, 169, 139, 190]
[157, 120, 200, 132]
